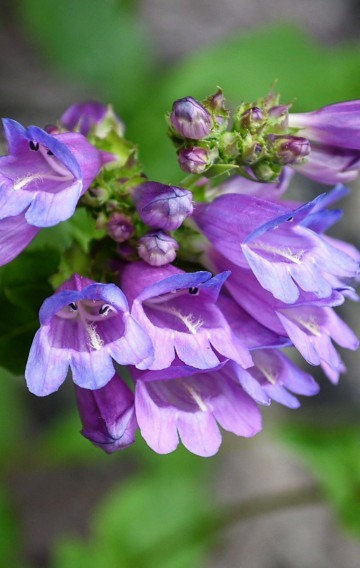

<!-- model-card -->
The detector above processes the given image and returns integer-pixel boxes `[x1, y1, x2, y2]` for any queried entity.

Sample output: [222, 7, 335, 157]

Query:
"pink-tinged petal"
[135, 380, 179, 454]
[262, 383, 300, 409]
[177, 412, 221, 457]
[232, 364, 271, 405]
[0, 214, 39, 266]
[25, 328, 69, 396]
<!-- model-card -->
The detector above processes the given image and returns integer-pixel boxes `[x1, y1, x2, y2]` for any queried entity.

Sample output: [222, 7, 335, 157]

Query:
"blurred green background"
[0, 1, 360, 566]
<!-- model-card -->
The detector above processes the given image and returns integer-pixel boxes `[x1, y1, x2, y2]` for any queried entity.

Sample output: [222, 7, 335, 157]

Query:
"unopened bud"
[138, 230, 179, 266]
[269, 135, 311, 164]
[268, 105, 289, 128]
[239, 107, 266, 132]
[251, 160, 282, 182]
[170, 97, 212, 139]
[133, 182, 193, 231]
[241, 138, 264, 164]
[107, 212, 135, 242]
[204, 88, 229, 126]
[75, 374, 137, 453]
[60, 101, 124, 137]
[178, 146, 210, 174]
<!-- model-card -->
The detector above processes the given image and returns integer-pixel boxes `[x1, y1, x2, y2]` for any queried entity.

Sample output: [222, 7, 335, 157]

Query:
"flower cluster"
[1, 92, 359, 457]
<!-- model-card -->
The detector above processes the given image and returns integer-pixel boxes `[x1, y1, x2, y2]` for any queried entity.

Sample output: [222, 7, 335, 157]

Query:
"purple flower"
[170, 97, 212, 139]
[137, 230, 179, 266]
[289, 101, 360, 150]
[120, 261, 253, 371]
[133, 182, 193, 231]
[210, 253, 358, 382]
[75, 373, 138, 453]
[292, 143, 360, 185]
[194, 192, 359, 304]
[60, 101, 124, 137]
[288, 101, 360, 184]
[0, 119, 104, 227]
[25, 274, 154, 396]
[232, 349, 319, 408]
[133, 362, 262, 456]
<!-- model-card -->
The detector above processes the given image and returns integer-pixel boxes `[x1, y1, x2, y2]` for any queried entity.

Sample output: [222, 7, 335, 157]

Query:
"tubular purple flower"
[232, 350, 319, 409]
[133, 182, 193, 231]
[194, 192, 359, 304]
[209, 252, 358, 382]
[137, 230, 179, 266]
[0, 119, 105, 228]
[292, 143, 360, 184]
[120, 261, 253, 371]
[60, 101, 125, 137]
[25, 274, 154, 396]
[133, 362, 262, 457]
[178, 146, 209, 174]
[289, 101, 360, 150]
[170, 97, 212, 139]
[75, 373, 138, 453]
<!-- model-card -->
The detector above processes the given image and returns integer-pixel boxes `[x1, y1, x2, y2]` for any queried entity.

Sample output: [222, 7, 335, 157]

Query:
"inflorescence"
[1, 91, 359, 456]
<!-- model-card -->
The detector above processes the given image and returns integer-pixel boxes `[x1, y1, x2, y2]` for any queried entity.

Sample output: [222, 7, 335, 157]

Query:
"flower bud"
[170, 97, 212, 139]
[178, 146, 209, 174]
[251, 160, 282, 182]
[107, 212, 135, 242]
[75, 374, 137, 454]
[268, 105, 289, 128]
[60, 101, 124, 137]
[138, 230, 179, 266]
[204, 88, 229, 126]
[241, 136, 264, 164]
[133, 182, 193, 231]
[239, 107, 266, 132]
[269, 135, 311, 164]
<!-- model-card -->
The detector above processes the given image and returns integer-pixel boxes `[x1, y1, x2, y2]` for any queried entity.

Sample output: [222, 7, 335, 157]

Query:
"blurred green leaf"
[52, 446, 212, 568]
[0, 485, 26, 567]
[19, 0, 155, 115]
[0, 368, 26, 456]
[281, 423, 360, 535]
[0, 248, 59, 374]
[127, 25, 360, 181]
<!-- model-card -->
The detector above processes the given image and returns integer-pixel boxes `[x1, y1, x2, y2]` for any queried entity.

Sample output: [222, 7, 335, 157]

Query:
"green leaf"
[0, 248, 60, 374]
[281, 423, 360, 535]
[0, 368, 26, 456]
[0, 484, 26, 567]
[52, 445, 212, 568]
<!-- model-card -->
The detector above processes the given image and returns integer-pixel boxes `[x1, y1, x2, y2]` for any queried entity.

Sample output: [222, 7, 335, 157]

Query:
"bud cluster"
[168, 89, 311, 182]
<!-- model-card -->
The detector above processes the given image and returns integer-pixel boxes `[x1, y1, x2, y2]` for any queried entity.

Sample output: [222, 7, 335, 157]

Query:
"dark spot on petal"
[29, 141, 39, 151]
[287, 216, 294, 222]
[47, 150, 54, 156]
[99, 304, 111, 315]
[69, 302, 77, 311]
[189, 287, 199, 295]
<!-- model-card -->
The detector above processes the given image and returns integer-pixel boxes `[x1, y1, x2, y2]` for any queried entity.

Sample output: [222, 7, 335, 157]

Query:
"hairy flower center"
[56, 300, 117, 351]
[249, 240, 305, 264]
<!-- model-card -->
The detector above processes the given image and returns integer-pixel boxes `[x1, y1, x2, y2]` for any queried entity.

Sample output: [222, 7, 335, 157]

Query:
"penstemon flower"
[2, 84, 358, 457]
[0, 119, 109, 265]
[25, 274, 153, 396]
